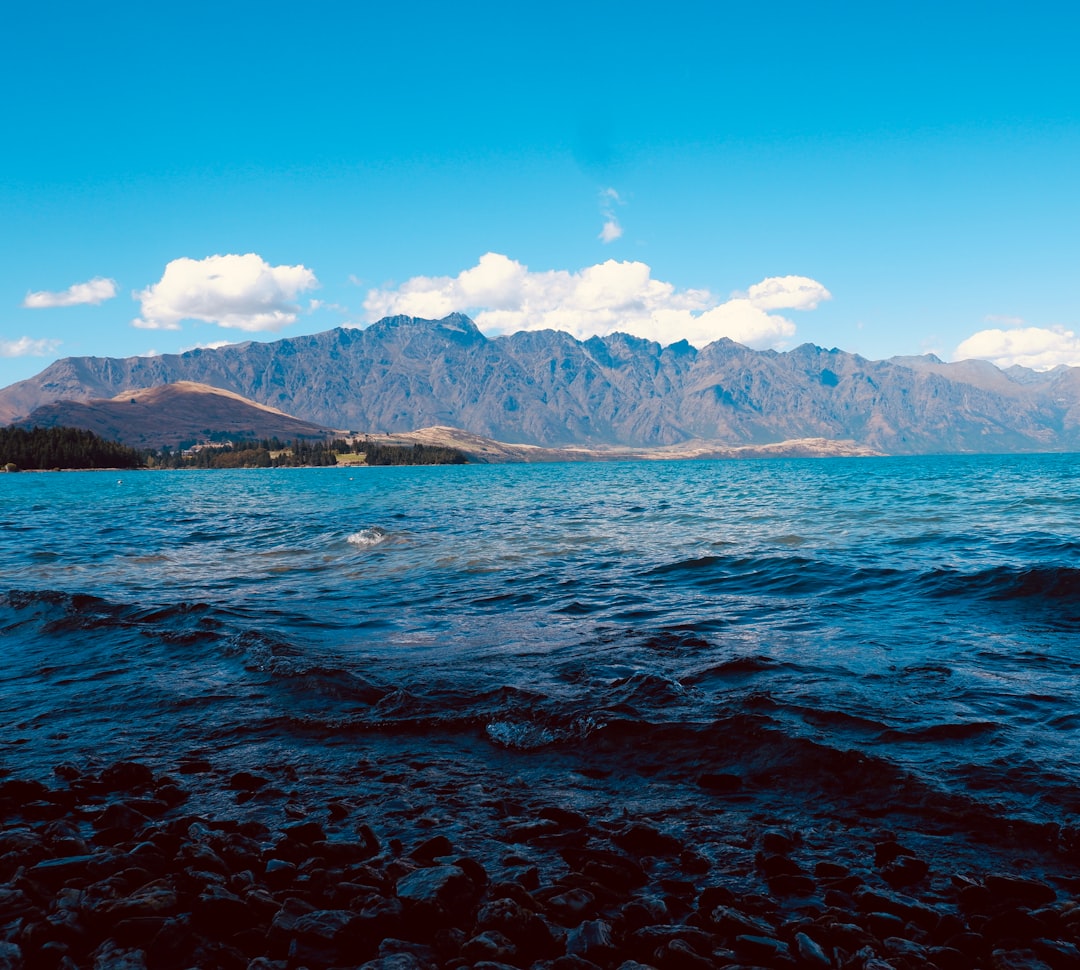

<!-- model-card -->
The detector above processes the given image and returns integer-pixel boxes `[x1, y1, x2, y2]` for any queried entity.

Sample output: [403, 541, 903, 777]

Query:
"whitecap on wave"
[486, 715, 602, 750]
[347, 527, 389, 547]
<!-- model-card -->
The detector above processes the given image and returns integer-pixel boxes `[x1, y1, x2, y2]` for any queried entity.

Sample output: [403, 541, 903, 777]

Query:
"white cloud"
[598, 187, 624, 244]
[0, 336, 62, 358]
[955, 325, 1080, 370]
[23, 277, 117, 308]
[743, 275, 831, 311]
[599, 220, 623, 243]
[363, 253, 830, 349]
[133, 254, 318, 332]
[181, 340, 239, 352]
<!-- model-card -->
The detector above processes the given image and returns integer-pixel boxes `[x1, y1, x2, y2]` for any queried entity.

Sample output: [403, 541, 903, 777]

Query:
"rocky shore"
[1, 760, 1078, 970]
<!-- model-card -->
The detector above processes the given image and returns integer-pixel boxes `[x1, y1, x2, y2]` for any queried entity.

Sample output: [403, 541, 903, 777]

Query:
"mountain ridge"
[2, 313, 1077, 454]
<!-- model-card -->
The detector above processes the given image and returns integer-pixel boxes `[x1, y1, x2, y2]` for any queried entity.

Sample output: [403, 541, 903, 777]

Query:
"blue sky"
[3, 1, 1079, 389]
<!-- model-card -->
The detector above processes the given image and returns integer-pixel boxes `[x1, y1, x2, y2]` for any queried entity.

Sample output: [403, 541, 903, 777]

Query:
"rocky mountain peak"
[1, 313, 1078, 454]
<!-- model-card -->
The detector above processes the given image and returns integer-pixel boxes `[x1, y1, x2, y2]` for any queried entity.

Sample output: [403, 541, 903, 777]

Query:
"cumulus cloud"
[363, 253, 830, 349]
[0, 336, 62, 358]
[598, 187, 624, 244]
[133, 254, 318, 332]
[955, 325, 1080, 370]
[23, 277, 117, 308]
[181, 340, 239, 352]
[743, 276, 831, 311]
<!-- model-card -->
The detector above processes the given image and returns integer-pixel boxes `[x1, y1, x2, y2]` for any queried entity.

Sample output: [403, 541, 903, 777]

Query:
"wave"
[920, 563, 1080, 603]
[485, 714, 603, 750]
[2, 588, 219, 636]
[347, 526, 390, 547]
[641, 552, 1080, 612]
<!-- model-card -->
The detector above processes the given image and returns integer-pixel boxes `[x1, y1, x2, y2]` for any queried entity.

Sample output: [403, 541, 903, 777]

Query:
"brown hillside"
[16, 381, 338, 449]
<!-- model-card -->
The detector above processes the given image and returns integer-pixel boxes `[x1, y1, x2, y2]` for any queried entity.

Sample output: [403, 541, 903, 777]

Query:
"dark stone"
[985, 874, 1057, 907]
[958, 882, 994, 911]
[927, 945, 971, 970]
[679, 849, 709, 874]
[864, 910, 907, 939]
[99, 880, 180, 921]
[821, 921, 878, 952]
[761, 829, 797, 854]
[696, 885, 737, 911]
[881, 854, 930, 888]
[988, 948, 1057, 970]
[463, 930, 517, 963]
[628, 924, 716, 952]
[267, 896, 318, 955]
[875, 840, 915, 866]
[983, 907, 1050, 945]
[650, 937, 714, 970]
[945, 930, 988, 959]
[769, 873, 817, 896]
[228, 771, 268, 791]
[112, 916, 168, 947]
[475, 896, 558, 958]
[288, 909, 362, 966]
[546, 888, 597, 924]
[100, 762, 154, 792]
[310, 839, 378, 865]
[822, 873, 864, 894]
[566, 919, 616, 961]
[409, 834, 452, 863]
[147, 915, 197, 970]
[701, 904, 775, 938]
[1033, 937, 1080, 970]
[0, 779, 50, 804]
[612, 823, 681, 857]
[505, 819, 561, 842]
[697, 772, 743, 792]
[451, 855, 488, 891]
[794, 931, 831, 969]
[264, 858, 297, 888]
[53, 764, 82, 782]
[734, 933, 793, 964]
[28, 855, 98, 886]
[92, 802, 150, 838]
[192, 885, 259, 934]
[356, 955, 427, 970]
[853, 888, 939, 929]
[153, 784, 188, 807]
[395, 865, 477, 929]
[561, 847, 648, 891]
[758, 853, 804, 877]
[538, 806, 589, 829]
[281, 820, 326, 845]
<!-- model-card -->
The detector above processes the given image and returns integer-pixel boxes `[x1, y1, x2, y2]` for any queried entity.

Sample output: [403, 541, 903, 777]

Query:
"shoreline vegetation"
[1, 424, 885, 473]
[0, 427, 469, 472]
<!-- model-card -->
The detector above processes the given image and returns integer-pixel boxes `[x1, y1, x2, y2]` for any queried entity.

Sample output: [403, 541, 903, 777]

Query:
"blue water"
[2, 454, 1079, 859]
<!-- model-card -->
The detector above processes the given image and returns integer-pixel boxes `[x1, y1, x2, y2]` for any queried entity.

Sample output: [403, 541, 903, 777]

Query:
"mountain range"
[2, 313, 1079, 455]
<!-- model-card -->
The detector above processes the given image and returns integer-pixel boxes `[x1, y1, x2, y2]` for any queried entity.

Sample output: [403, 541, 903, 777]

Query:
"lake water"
[2, 454, 1079, 875]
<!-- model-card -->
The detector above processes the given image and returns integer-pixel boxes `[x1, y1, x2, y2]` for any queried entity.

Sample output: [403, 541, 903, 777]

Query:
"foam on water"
[346, 526, 389, 547]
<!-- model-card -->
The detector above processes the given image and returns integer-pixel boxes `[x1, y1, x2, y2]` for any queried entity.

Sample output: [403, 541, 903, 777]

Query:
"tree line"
[1, 426, 142, 470]
[1, 427, 469, 470]
[158, 437, 469, 468]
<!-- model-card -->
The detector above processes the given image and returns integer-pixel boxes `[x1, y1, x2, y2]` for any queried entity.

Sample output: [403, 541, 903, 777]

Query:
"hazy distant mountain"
[14, 381, 336, 450]
[2, 313, 1078, 454]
